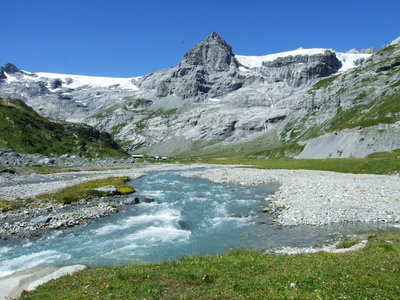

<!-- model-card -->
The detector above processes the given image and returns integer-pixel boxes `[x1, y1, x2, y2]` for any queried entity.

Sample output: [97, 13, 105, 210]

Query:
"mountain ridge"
[0, 32, 399, 158]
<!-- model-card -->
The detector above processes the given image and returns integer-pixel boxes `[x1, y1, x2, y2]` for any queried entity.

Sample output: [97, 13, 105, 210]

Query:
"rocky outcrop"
[0, 63, 29, 82]
[260, 50, 342, 87]
[137, 32, 243, 101]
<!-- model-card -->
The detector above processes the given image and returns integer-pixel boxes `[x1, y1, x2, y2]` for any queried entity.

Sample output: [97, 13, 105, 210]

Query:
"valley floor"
[1, 163, 399, 237]
[1, 164, 400, 299]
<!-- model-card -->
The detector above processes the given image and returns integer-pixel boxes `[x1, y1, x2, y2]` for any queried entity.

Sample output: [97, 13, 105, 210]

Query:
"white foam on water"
[140, 190, 165, 198]
[0, 247, 12, 257]
[213, 201, 228, 217]
[206, 215, 250, 229]
[23, 242, 33, 248]
[93, 206, 182, 236]
[0, 250, 71, 278]
[186, 196, 209, 203]
[97, 226, 192, 260]
[123, 225, 191, 246]
[234, 199, 254, 206]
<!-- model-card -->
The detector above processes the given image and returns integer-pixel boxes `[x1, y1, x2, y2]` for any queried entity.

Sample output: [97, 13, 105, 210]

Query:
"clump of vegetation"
[38, 176, 135, 204]
[309, 74, 341, 92]
[20, 232, 400, 299]
[325, 91, 400, 133]
[130, 98, 153, 109]
[0, 198, 36, 212]
[336, 237, 364, 249]
[251, 143, 305, 159]
[134, 107, 178, 131]
[367, 148, 400, 159]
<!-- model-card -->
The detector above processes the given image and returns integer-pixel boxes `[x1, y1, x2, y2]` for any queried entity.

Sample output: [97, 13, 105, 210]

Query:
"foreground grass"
[187, 156, 400, 175]
[21, 233, 400, 299]
[38, 176, 135, 204]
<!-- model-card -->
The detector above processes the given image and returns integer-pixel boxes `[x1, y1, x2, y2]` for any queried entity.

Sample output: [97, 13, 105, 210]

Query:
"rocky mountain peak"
[3, 63, 22, 74]
[1, 63, 24, 81]
[180, 32, 236, 72]
[204, 32, 233, 52]
[137, 32, 242, 100]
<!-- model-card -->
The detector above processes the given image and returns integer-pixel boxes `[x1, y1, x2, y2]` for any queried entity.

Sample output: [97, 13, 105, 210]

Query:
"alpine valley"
[1, 32, 400, 159]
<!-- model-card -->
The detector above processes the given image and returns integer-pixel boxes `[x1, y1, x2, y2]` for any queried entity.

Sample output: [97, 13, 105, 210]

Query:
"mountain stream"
[0, 169, 394, 277]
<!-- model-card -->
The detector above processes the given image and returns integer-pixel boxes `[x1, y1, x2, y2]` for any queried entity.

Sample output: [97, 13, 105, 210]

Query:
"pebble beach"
[181, 167, 400, 226]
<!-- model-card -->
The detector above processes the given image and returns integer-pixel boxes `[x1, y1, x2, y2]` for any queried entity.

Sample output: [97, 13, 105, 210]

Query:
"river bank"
[0, 163, 208, 240]
[181, 167, 400, 226]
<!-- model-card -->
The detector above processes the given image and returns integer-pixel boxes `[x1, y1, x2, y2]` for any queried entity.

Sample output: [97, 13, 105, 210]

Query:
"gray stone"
[94, 185, 121, 195]
[142, 197, 155, 203]
[50, 78, 63, 89]
[30, 215, 52, 224]
[123, 197, 140, 205]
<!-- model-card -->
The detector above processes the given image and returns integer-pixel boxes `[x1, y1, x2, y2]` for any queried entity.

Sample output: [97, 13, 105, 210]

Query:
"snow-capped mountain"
[1, 32, 399, 158]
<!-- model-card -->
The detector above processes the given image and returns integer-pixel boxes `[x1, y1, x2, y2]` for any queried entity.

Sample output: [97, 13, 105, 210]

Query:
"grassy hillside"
[0, 97, 128, 158]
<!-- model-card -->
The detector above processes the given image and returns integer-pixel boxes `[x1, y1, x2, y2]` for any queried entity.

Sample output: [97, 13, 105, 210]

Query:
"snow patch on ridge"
[34, 72, 141, 90]
[236, 48, 371, 72]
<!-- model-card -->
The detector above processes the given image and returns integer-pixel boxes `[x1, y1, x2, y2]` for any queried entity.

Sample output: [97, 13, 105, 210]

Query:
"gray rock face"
[0, 63, 28, 82]
[137, 32, 243, 101]
[260, 50, 342, 87]
[3, 63, 22, 74]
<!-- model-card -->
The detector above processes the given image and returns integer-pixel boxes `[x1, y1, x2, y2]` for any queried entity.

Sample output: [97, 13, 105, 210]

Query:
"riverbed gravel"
[0, 163, 206, 239]
[181, 168, 400, 226]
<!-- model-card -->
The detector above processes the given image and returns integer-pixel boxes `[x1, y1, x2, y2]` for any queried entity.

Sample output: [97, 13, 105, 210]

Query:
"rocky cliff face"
[0, 32, 398, 158]
[137, 32, 243, 101]
[259, 50, 342, 88]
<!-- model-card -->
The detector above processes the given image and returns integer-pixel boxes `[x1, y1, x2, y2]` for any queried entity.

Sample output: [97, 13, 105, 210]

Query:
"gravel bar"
[181, 167, 400, 226]
[0, 164, 204, 200]
[0, 164, 207, 240]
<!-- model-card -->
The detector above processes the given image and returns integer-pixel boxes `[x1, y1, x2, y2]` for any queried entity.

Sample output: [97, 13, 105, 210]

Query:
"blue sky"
[1, 0, 399, 77]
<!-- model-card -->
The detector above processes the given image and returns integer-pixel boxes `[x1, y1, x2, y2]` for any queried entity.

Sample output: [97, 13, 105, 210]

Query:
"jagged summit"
[0, 63, 23, 80]
[3, 63, 22, 74]
[204, 32, 233, 53]
[179, 32, 237, 72]
[137, 32, 242, 100]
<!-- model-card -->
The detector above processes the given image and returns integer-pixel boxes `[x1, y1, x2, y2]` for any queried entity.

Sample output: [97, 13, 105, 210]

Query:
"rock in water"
[142, 197, 155, 203]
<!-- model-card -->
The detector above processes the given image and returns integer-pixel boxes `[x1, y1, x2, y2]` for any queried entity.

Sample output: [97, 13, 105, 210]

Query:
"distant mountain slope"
[282, 37, 400, 158]
[0, 97, 128, 158]
[0, 32, 398, 158]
